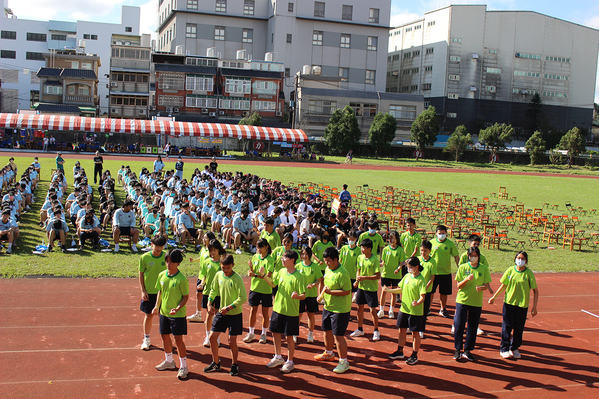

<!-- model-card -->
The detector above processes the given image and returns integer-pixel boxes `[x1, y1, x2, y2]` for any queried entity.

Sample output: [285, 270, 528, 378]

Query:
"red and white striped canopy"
[0, 113, 308, 142]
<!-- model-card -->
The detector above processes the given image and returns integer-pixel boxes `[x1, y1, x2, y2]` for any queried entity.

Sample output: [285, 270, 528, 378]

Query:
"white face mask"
[469, 257, 479, 264]
[348, 240, 356, 246]
[368, 229, 376, 235]
[437, 233, 447, 241]
[515, 258, 526, 267]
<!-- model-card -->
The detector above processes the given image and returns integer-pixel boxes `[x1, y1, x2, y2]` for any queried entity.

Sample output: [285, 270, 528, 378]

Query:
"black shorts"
[351, 279, 358, 293]
[299, 297, 319, 313]
[187, 228, 198, 237]
[381, 278, 401, 287]
[118, 226, 132, 236]
[159, 315, 187, 335]
[432, 274, 453, 296]
[396, 311, 424, 332]
[202, 295, 221, 309]
[0, 233, 9, 241]
[140, 293, 157, 314]
[211, 312, 243, 336]
[248, 290, 273, 308]
[269, 311, 299, 336]
[322, 309, 350, 336]
[196, 279, 204, 292]
[356, 289, 379, 308]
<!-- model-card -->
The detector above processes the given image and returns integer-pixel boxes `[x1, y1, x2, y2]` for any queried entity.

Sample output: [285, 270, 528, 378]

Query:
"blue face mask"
[369, 229, 376, 235]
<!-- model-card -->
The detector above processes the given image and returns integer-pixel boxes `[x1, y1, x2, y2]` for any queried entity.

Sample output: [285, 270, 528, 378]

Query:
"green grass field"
[1, 153, 598, 278]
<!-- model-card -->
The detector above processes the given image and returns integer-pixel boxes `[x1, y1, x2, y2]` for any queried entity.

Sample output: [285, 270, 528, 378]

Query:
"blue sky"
[6, 0, 599, 101]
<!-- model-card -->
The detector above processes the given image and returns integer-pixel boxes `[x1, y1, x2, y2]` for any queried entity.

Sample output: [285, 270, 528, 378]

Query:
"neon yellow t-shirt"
[339, 244, 361, 279]
[400, 231, 422, 258]
[500, 266, 537, 308]
[323, 265, 352, 313]
[155, 270, 189, 318]
[357, 254, 380, 292]
[297, 261, 323, 298]
[455, 262, 492, 307]
[431, 237, 459, 275]
[398, 273, 427, 316]
[418, 256, 436, 293]
[260, 230, 281, 252]
[312, 240, 335, 270]
[381, 245, 405, 278]
[272, 269, 306, 317]
[138, 251, 166, 295]
[250, 253, 275, 294]
[208, 271, 247, 315]
[358, 232, 385, 255]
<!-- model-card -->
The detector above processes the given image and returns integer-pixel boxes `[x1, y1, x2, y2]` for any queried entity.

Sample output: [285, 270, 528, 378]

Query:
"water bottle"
[71, 235, 76, 248]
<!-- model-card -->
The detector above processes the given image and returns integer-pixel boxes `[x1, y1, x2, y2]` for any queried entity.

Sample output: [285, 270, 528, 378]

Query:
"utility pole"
[292, 73, 299, 129]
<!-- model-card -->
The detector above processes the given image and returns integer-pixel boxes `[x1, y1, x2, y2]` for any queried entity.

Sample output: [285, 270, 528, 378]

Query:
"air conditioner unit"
[201, 108, 209, 114]
[149, 106, 156, 111]
[219, 111, 225, 115]
[209, 112, 216, 117]
[276, 111, 282, 117]
[521, 89, 529, 94]
[110, 82, 118, 87]
[174, 108, 179, 113]
[111, 108, 118, 113]
[470, 86, 477, 92]
[166, 107, 173, 113]
[472, 53, 479, 59]
[139, 109, 146, 114]
[515, 53, 521, 58]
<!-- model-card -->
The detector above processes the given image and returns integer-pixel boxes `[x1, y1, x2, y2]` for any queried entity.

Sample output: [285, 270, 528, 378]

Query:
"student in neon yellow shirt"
[199, 239, 226, 347]
[244, 238, 275, 344]
[489, 251, 539, 359]
[430, 225, 460, 318]
[312, 233, 336, 271]
[357, 221, 385, 256]
[458, 234, 489, 267]
[378, 231, 405, 319]
[272, 233, 299, 272]
[296, 246, 324, 343]
[260, 218, 281, 251]
[400, 218, 422, 259]
[384, 256, 427, 365]
[417, 240, 436, 337]
[339, 230, 361, 302]
[187, 231, 216, 323]
[350, 239, 381, 341]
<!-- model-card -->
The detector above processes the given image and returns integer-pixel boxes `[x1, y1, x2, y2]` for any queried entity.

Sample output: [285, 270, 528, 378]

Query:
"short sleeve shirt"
[500, 266, 537, 308]
[358, 232, 385, 255]
[357, 254, 379, 292]
[418, 256, 437, 293]
[400, 231, 422, 258]
[272, 269, 306, 317]
[431, 237, 459, 275]
[323, 265, 352, 314]
[339, 245, 361, 279]
[398, 273, 427, 316]
[250, 254, 275, 294]
[139, 251, 166, 294]
[312, 240, 335, 269]
[381, 245, 405, 278]
[260, 230, 281, 252]
[155, 270, 189, 318]
[297, 261, 323, 298]
[455, 262, 492, 308]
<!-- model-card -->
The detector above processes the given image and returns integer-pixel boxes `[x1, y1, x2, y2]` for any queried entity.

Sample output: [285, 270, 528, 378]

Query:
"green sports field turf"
[1, 153, 597, 278]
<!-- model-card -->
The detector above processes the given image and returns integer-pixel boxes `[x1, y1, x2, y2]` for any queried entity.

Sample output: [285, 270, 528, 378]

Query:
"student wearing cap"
[112, 200, 140, 252]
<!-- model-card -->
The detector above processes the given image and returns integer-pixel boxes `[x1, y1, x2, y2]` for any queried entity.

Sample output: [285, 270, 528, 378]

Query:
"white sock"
[326, 350, 334, 356]
[275, 354, 283, 360]
[132, 244, 137, 249]
[165, 352, 173, 362]
[114, 244, 119, 251]
[286, 359, 294, 364]
[8, 243, 12, 249]
[249, 327, 255, 334]
[261, 328, 267, 336]
[340, 358, 347, 362]
[180, 357, 187, 368]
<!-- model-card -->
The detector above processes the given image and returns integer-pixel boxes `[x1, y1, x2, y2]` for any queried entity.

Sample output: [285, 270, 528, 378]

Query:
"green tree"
[444, 125, 472, 162]
[410, 106, 439, 158]
[368, 112, 397, 157]
[479, 123, 514, 163]
[239, 112, 262, 126]
[558, 127, 586, 167]
[324, 105, 361, 155]
[525, 130, 546, 165]
[524, 93, 545, 135]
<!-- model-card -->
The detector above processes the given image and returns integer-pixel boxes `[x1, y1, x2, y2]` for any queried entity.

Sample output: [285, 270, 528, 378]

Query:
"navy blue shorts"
[322, 309, 350, 336]
[187, 228, 198, 237]
[118, 226, 132, 236]
[432, 274, 452, 296]
[159, 314, 187, 335]
[356, 289, 379, 308]
[211, 312, 243, 336]
[248, 290, 273, 308]
[269, 311, 299, 336]
[202, 295, 220, 309]
[381, 277, 401, 287]
[140, 293, 157, 314]
[396, 311, 424, 332]
[299, 297, 319, 313]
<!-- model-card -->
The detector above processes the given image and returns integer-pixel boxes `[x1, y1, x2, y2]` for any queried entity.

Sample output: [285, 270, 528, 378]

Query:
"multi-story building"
[109, 34, 152, 119]
[0, 0, 140, 114]
[156, 0, 391, 98]
[295, 72, 424, 142]
[386, 4, 599, 133]
[35, 49, 100, 116]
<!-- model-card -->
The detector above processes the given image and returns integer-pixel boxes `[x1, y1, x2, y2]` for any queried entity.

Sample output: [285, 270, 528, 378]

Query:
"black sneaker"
[203, 361, 221, 373]
[388, 350, 404, 360]
[47, 246, 54, 252]
[405, 354, 418, 365]
[453, 350, 462, 360]
[230, 363, 239, 376]
[462, 350, 476, 361]
[61, 246, 68, 253]
[440, 309, 450, 318]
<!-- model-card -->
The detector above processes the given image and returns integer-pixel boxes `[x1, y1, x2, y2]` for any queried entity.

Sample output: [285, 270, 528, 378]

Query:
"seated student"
[350, 238, 381, 341]
[221, 208, 233, 249]
[112, 200, 140, 252]
[0, 210, 16, 254]
[299, 210, 316, 247]
[200, 197, 214, 229]
[204, 253, 247, 376]
[177, 203, 202, 251]
[144, 207, 161, 238]
[210, 203, 223, 235]
[79, 210, 101, 249]
[232, 207, 259, 254]
[46, 209, 69, 253]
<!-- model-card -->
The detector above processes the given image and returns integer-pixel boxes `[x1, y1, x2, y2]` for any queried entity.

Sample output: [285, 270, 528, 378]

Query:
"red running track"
[1, 272, 598, 398]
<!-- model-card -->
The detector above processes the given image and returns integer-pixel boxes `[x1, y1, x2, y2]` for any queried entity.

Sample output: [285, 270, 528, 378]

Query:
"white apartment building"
[386, 5, 599, 133]
[156, 0, 391, 98]
[0, 0, 140, 114]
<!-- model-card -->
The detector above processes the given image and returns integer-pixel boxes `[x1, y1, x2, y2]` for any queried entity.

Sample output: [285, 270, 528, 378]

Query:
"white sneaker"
[419, 331, 424, 338]
[281, 361, 295, 373]
[243, 333, 255, 343]
[372, 330, 381, 341]
[141, 338, 151, 350]
[250, 246, 257, 254]
[187, 312, 202, 322]
[266, 356, 285, 368]
[351, 293, 357, 303]
[155, 360, 176, 371]
[131, 245, 138, 252]
[377, 309, 385, 318]
[451, 325, 455, 335]
[292, 335, 298, 343]
[235, 249, 242, 255]
[510, 349, 521, 359]
[203, 336, 210, 347]
[388, 310, 395, 319]
[224, 243, 229, 249]
[500, 351, 511, 358]
[177, 367, 189, 380]
[307, 332, 314, 343]
[477, 327, 484, 336]
[259, 333, 267, 344]
[114, 244, 119, 252]
[350, 329, 364, 338]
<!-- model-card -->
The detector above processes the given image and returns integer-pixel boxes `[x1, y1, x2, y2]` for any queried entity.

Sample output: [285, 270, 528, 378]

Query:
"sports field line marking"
[582, 309, 599, 319]
[0, 306, 134, 310]
[0, 343, 217, 354]
[0, 324, 139, 329]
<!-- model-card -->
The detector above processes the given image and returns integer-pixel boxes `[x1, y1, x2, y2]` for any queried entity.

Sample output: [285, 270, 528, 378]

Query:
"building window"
[252, 101, 277, 111]
[412, 50, 420, 57]
[486, 85, 496, 92]
[219, 98, 251, 110]
[158, 73, 185, 90]
[544, 73, 568, 81]
[71, 61, 79, 69]
[158, 95, 184, 107]
[402, 69, 410, 75]
[1, 30, 16, 40]
[225, 78, 251, 94]
[26, 52, 45, 61]
[45, 85, 63, 95]
[186, 24, 197, 38]
[242, 29, 253, 43]
[448, 93, 459, 99]
[401, 86, 409, 91]
[422, 83, 431, 90]
[449, 55, 461, 62]
[84, 34, 90, 39]
[339, 67, 349, 82]
[486, 67, 501, 74]
[405, 27, 412, 32]
[340, 34, 350, 48]
[389, 105, 416, 119]
[1, 50, 16, 59]
[78, 86, 90, 96]
[186, 76, 214, 91]
[81, 62, 92, 70]
[447, 112, 457, 118]
[312, 31, 323, 46]
[351, 102, 377, 117]
[309, 100, 337, 114]
[125, 27, 132, 33]
[542, 91, 567, 98]
[26, 33, 46, 42]
[369, 8, 379, 23]
[216, 0, 226, 13]
[450, 37, 462, 43]
[252, 81, 278, 95]
[285, 68, 290, 77]
[448, 74, 460, 81]
[514, 71, 540, 78]
[286, 34, 292, 43]
[288, 3, 293, 12]
[365, 70, 375, 85]
[410, 85, 418, 91]
[426, 48, 434, 54]
[424, 65, 433, 72]
[51, 34, 66, 41]
[215, 26, 225, 41]
[186, 96, 218, 108]
[342, 5, 353, 20]
[489, 49, 498, 54]
[314, 1, 325, 18]
[427, 21, 435, 27]
[546, 55, 570, 63]
[91, 34, 97, 40]
[515, 52, 541, 60]
[412, 68, 419, 74]
[367, 37, 377, 51]
[244, 0, 255, 15]
[403, 52, 412, 59]
[414, 25, 422, 30]
[187, 0, 198, 9]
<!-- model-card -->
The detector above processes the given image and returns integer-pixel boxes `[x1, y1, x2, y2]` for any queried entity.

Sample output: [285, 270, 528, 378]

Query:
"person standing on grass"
[489, 251, 539, 359]
[262, 250, 306, 373]
[339, 184, 352, 206]
[244, 239, 275, 344]
[138, 234, 167, 351]
[350, 239, 381, 341]
[204, 254, 247, 376]
[93, 151, 103, 185]
[55, 152, 65, 174]
[154, 155, 165, 176]
[378, 231, 405, 320]
[453, 246, 493, 362]
[153, 249, 189, 380]
[430, 225, 459, 318]
[385, 256, 427, 365]
[175, 156, 184, 180]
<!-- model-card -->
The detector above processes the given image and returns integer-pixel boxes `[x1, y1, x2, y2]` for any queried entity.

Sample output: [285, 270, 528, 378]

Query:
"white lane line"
[0, 324, 139, 329]
[0, 306, 134, 309]
[0, 344, 209, 354]
[582, 309, 599, 319]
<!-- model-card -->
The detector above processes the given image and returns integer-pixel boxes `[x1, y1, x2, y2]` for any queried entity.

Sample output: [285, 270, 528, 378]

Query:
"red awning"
[0, 113, 308, 142]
